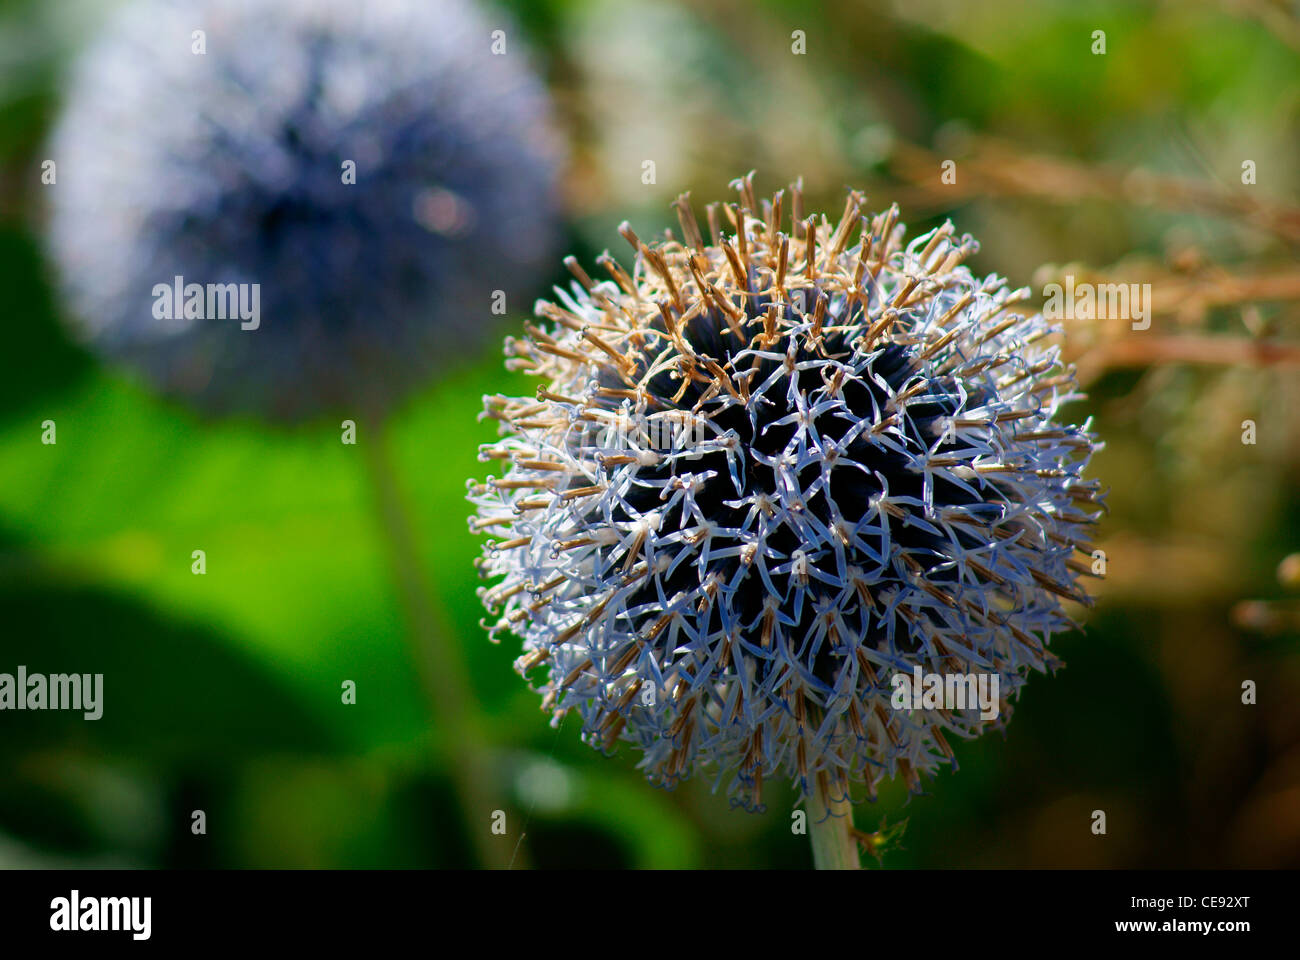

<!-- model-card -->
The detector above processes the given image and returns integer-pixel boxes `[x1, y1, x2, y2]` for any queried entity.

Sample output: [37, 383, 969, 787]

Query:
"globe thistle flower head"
[470, 175, 1103, 810]
[47, 0, 561, 420]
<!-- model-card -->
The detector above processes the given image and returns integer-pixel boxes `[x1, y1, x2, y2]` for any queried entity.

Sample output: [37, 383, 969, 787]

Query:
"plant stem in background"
[808, 785, 861, 870]
[361, 413, 517, 870]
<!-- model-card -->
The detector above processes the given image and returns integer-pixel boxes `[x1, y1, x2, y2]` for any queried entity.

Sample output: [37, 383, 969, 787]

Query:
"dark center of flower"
[586, 293, 995, 689]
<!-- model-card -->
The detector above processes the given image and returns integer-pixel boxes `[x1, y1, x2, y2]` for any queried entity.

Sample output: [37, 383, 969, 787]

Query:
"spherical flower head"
[470, 175, 1103, 810]
[46, 0, 561, 420]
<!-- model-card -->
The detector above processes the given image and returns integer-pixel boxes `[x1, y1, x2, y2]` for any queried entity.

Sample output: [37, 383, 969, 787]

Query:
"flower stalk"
[808, 786, 860, 870]
[364, 412, 517, 870]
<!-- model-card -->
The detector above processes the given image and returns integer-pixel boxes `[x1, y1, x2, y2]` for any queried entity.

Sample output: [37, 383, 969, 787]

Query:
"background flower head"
[472, 176, 1103, 809]
[46, 0, 562, 420]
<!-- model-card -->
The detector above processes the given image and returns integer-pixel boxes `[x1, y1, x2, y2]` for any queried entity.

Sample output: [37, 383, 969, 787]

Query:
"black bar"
[0, 869, 1279, 946]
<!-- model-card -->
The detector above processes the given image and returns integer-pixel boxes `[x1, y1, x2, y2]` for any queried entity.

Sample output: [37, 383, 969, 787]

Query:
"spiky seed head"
[46, 0, 561, 421]
[470, 175, 1103, 810]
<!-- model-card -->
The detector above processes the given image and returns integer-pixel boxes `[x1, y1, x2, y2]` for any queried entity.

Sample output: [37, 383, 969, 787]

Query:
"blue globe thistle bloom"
[470, 177, 1103, 810]
[46, 0, 561, 420]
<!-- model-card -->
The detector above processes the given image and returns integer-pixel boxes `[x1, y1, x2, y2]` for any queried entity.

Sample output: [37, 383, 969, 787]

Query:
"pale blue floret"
[473, 189, 1103, 810]
[47, 0, 561, 419]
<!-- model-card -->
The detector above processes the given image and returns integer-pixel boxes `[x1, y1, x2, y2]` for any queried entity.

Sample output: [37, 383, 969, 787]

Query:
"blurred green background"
[2, 0, 1298, 868]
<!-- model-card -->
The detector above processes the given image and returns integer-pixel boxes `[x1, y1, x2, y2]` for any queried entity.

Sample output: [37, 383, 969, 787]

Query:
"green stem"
[808, 785, 861, 870]
[361, 412, 519, 870]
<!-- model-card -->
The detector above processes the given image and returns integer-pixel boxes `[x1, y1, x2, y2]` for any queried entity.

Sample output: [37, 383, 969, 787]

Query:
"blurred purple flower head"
[470, 177, 1103, 809]
[47, 0, 562, 420]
